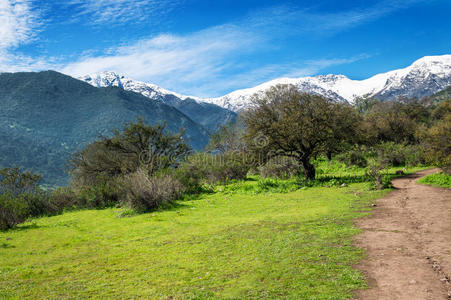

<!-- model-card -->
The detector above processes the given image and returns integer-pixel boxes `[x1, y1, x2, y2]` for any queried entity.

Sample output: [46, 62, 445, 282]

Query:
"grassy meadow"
[0, 163, 428, 299]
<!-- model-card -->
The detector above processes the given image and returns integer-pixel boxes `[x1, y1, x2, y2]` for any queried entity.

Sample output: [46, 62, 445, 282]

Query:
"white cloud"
[0, 0, 43, 72]
[246, 0, 428, 37]
[66, 0, 182, 25]
[0, 0, 428, 95]
[0, 0, 38, 50]
[59, 3, 390, 97]
[61, 24, 262, 95]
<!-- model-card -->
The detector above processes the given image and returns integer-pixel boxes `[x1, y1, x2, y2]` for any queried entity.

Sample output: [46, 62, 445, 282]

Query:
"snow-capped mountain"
[80, 72, 236, 132]
[80, 71, 202, 105]
[204, 55, 451, 111]
[80, 55, 451, 113]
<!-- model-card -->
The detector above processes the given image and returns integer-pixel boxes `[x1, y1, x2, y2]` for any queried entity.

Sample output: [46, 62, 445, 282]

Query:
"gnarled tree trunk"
[301, 157, 315, 181]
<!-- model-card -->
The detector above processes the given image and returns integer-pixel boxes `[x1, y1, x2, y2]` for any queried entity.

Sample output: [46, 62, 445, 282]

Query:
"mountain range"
[82, 55, 450, 112]
[202, 55, 451, 111]
[0, 55, 450, 185]
[80, 72, 236, 131]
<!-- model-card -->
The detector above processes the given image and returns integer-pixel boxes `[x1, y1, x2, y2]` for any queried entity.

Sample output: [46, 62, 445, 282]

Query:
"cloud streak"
[0, 0, 44, 72]
[0, 0, 39, 50]
[0, 0, 431, 96]
[66, 0, 182, 25]
[60, 1, 407, 96]
[61, 24, 262, 96]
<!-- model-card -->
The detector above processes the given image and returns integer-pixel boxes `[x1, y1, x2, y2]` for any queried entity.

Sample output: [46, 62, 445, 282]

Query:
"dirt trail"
[354, 169, 451, 300]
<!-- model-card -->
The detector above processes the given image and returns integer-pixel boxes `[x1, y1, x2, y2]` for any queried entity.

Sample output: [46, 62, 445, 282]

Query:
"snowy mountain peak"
[80, 55, 451, 113]
[80, 71, 200, 102]
[81, 71, 125, 89]
[202, 55, 451, 111]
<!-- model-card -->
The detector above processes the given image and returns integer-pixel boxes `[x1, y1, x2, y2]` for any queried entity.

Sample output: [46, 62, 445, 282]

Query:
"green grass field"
[418, 171, 451, 188]
[0, 165, 427, 299]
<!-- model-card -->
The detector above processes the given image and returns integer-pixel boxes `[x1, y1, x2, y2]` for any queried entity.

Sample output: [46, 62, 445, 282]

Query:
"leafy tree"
[0, 168, 57, 230]
[70, 118, 190, 185]
[0, 167, 42, 196]
[420, 114, 451, 174]
[431, 100, 451, 121]
[242, 84, 358, 180]
[354, 97, 379, 114]
[363, 101, 418, 144]
[322, 101, 362, 160]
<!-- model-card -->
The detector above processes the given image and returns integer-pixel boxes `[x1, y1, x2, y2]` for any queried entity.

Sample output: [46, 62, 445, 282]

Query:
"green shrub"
[365, 163, 391, 190]
[0, 192, 28, 230]
[376, 142, 424, 167]
[258, 157, 301, 179]
[336, 149, 368, 168]
[23, 191, 60, 217]
[74, 180, 122, 209]
[419, 114, 451, 173]
[49, 187, 82, 211]
[176, 152, 249, 186]
[70, 119, 190, 187]
[171, 162, 204, 194]
[0, 167, 61, 230]
[121, 169, 183, 212]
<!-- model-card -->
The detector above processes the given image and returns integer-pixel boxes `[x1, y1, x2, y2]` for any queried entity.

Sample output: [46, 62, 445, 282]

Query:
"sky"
[0, 0, 450, 97]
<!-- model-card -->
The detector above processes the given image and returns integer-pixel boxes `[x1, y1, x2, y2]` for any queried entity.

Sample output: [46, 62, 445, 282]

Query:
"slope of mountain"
[0, 71, 210, 185]
[424, 86, 451, 104]
[203, 55, 451, 111]
[80, 72, 236, 131]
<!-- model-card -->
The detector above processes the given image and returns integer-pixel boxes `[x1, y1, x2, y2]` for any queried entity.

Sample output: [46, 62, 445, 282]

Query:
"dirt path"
[354, 169, 451, 300]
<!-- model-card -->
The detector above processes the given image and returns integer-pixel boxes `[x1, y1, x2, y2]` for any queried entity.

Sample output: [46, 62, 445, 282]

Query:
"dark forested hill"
[0, 71, 210, 185]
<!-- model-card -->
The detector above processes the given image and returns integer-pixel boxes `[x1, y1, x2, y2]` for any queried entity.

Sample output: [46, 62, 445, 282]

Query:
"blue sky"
[0, 0, 450, 97]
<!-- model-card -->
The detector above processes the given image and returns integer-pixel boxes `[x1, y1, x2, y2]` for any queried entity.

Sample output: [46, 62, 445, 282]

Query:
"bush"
[336, 149, 368, 168]
[419, 115, 451, 174]
[0, 192, 28, 230]
[121, 169, 183, 212]
[176, 152, 250, 186]
[23, 191, 60, 217]
[73, 179, 123, 209]
[376, 142, 424, 167]
[69, 119, 190, 185]
[172, 162, 204, 194]
[0, 167, 62, 230]
[258, 157, 301, 179]
[49, 187, 79, 211]
[365, 163, 391, 190]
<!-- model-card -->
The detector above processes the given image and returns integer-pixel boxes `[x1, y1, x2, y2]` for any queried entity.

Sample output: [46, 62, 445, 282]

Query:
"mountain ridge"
[80, 55, 451, 112]
[203, 55, 451, 111]
[80, 72, 236, 131]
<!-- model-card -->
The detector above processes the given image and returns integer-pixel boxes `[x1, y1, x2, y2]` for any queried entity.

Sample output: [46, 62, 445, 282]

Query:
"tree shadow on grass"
[159, 201, 193, 212]
[0, 242, 15, 249]
[0, 222, 41, 234]
[11, 222, 40, 231]
[314, 174, 369, 185]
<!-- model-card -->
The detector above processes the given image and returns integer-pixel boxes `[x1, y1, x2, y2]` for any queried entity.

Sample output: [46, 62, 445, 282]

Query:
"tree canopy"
[242, 84, 359, 180]
[70, 119, 190, 185]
